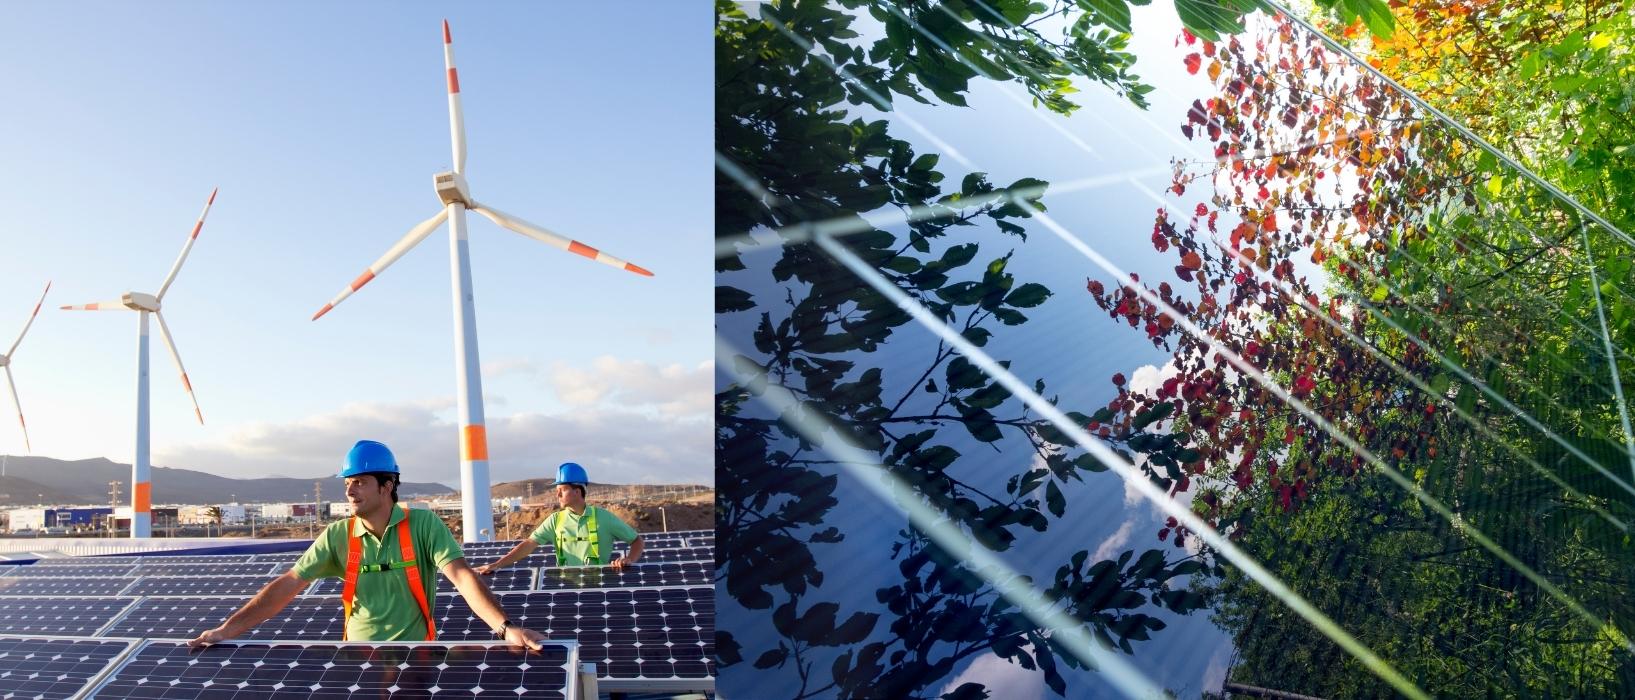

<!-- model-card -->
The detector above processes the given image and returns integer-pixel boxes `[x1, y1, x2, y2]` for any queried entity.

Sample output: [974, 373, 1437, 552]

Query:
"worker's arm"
[443, 558, 545, 650]
[187, 571, 309, 647]
[610, 535, 643, 571]
[473, 539, 537, 576]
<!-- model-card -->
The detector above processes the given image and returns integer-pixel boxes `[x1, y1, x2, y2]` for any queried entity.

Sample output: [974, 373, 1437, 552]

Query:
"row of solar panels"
[0, 585, 713, 688]
[0, 635, 583, 699]
[0, 561, 714, 598]
[0, 546, 715, 580]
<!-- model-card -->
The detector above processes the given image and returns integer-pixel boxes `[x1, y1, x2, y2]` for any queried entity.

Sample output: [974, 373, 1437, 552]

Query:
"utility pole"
[108, 481, 120, 537]
[313, 480, 322, 539]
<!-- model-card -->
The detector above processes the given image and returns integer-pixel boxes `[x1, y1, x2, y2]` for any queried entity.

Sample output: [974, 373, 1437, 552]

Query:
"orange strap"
[341, 507, 437, 641]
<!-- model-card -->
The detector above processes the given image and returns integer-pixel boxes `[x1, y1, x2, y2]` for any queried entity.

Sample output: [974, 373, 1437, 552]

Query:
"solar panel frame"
[0, 635, 138, 700]
[83, 638, 581, 699]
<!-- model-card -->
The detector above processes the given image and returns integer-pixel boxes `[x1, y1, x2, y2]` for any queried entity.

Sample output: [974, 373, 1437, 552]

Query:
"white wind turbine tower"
[1, 282, 51, 453]
[62, 188, 216, 538]
[311, 20, 653, 542]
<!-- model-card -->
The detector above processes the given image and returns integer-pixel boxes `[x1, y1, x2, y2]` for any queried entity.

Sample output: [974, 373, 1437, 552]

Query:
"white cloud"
[549, 356, 712, 418]
[1126, 361, 1180, 398]
[155, 397, 710, 487]
[1092, 520, 1136, 562]
[1201, 640, 1233, 695]
[939, 650, 1045, 700]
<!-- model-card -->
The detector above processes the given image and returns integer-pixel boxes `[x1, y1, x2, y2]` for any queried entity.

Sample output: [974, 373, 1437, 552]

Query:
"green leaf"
[1131, 402, 1174, 431]
[1046, 480, 1066, 517]
[1078, 0, 1132, 33]
[1004, 282, 1052, 308]
[1486, 175, 1504, 197]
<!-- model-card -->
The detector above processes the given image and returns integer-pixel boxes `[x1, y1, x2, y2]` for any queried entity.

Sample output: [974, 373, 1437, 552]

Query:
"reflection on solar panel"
[0, 637, 134, 699]
[0, 578, 134, 597]
[105, 597, 343, 641]
[137, 563, 278, 576]
[536, 563, 712, 591]
[306, 568, 537, 596]
[127, 576, 279, 597]
[4, 565, 136, 578]
[0, 598, 135, 636]
[87, 640, 578, 699]
[434, 587, 715, 685]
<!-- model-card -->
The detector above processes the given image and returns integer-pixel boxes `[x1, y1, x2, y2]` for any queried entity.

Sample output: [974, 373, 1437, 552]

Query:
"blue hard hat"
[556, 462, 589, 485]
[340, 440, 399, 478]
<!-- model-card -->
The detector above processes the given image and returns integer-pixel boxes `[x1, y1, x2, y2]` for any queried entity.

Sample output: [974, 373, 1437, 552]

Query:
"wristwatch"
[494, 619, 513, 640]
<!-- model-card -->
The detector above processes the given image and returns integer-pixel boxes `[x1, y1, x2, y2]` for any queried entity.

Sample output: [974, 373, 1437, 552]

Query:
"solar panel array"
[0, 528, 714, 695]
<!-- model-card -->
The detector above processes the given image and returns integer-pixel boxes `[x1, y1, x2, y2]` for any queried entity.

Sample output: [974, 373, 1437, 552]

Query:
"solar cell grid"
[616, 547, 712, 564]
[433, 587, 715, 682]
[136, 554, 258, 565]
[4, 565, 136, 578]
[30, 558, 139, 567]
[105, 597, 345, 641]
[251, 552, 304, 563]
[535, 562, 712, 591]
[88, 640, 577, 699]
[0, 598, 136, 636]
[128, 576, 279, 597]
[137, 562, 279, 577]
[0, 578, 135, 597]
[0, 637, 134, 700]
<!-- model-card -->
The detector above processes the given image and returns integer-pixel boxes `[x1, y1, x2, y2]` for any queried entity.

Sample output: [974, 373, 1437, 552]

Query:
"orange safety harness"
[340, 506, 436, 640]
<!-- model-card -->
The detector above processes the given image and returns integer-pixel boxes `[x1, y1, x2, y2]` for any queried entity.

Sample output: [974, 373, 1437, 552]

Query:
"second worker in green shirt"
[476, 462, 644, 575]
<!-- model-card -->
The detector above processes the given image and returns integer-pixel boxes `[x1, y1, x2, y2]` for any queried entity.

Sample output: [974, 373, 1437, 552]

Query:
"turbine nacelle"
[122, 293, 160, 312]
[434, 171, 472, 207]
[0, 354, 8, 368]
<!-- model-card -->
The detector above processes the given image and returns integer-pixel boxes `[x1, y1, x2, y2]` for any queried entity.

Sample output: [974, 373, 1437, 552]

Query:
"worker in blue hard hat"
[476, 461, 644, 574]
[189, 440, 548, 648]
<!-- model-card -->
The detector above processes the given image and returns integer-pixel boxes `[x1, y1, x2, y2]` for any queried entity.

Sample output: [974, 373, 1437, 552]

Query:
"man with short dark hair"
[188, 440, 546, 647]
[476, 462, 643, 574]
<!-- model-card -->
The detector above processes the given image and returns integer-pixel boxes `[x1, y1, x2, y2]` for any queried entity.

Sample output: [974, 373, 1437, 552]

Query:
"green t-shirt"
[292, 505, 464, 641]
[528, 506, 639, 566]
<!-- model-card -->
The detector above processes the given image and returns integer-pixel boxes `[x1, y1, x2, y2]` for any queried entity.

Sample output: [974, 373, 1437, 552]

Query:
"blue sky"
[0, 2, 711, 488]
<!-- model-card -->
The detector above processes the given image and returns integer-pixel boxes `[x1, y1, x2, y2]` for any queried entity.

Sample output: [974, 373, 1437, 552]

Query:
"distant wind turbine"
[62, 188, 217, 538]
[0, 282, 50, 453]
[311, 21, 653, 542]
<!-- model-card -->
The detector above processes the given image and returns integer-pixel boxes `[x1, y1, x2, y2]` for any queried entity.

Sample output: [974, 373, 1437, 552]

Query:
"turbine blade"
[6, 281, 50, 359]
[60, 300, 130, 311]
[3, 366, 28, 453]
[469, 202, 653, 277]
[311, 208, 449, 320]
[153, 311, 203, 425]
[157, 187, 219, 300]
[443, 20, 466, 174]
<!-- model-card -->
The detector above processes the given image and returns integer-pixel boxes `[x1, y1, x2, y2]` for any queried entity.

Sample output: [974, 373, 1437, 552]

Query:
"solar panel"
[685, 538, 712, 548]
[0, 578, 135, 597]
[535, 563, 712, 591]
[0, 598, 136, 636]
[127, 575, 280, 597]
[0, 637, 135, 699]
[5, 564, 136, 578]
[103, 597, 345, 641]
[87, 639, 579, 699]
[434, 587, 715, 685]
[252, 552, 304, 563]
[614, 548, 713, 564]
[137, 562, 279, 576]
[137, 554, 259, 564]
[29, 558, 138, 567]
[307, 568, 537, 596]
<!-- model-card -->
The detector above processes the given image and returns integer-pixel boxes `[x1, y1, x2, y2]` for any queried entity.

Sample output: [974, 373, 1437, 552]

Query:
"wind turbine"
[0, 282, 51, 453]
[62, 188, 216, 538]
[311, 20, 653, 543]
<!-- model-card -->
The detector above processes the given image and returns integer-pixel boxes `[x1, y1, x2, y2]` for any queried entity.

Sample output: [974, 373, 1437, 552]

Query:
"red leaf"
[1194, 203, 1208, 217]
[1112, 373, 1126, 386]
[1184, 53, 1202, 75]
[1181, 250, 1203, 270]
